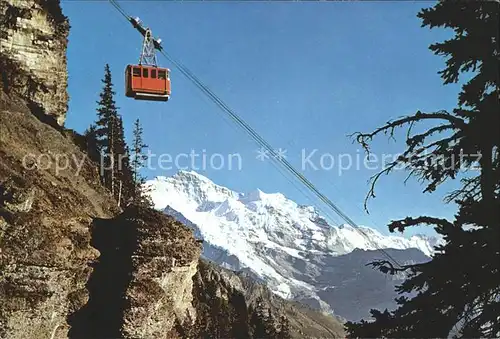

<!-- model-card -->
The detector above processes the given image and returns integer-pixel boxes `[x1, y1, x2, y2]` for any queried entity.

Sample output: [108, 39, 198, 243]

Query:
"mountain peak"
[146, 171, 237, 210]
[146, 171, 441, 320]
[240, 188, 286, 204]
[245, 188, 266, 201]
[146, 171, 440, 257]
[174, 169, 211, 181]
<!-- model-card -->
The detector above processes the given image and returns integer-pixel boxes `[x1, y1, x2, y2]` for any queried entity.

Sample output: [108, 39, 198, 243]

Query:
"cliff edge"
[1, 0, 69, 126]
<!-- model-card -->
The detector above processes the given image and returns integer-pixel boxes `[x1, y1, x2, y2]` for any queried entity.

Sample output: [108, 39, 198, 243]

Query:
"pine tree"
[93, 64, 135, 205]
[346, 1, 499, 338]
[193, 302, 211, 339]
[95, 64, 119, 192]
[171, 317, 185, 338]
[229, 291, 251, 339]
[181, 312, 198, 338]
[265, 308, 277, 337]
[277, 315, 292, 339]
[130, 118, 152, 206]
[113, 116, 134, 206]
[215, 299, 233, 338]
[83, 124, 100, 163]
[250, 297, 269, 338]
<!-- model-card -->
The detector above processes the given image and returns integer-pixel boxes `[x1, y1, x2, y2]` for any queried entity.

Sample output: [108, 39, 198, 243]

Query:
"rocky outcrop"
[0, 0, 69, 126]
[120, 206, 202, 338]
[0, 92, 204, 339]
[68, 205, 202, 339]
[123, 260, 199, 337]
[0, 93, 119, 339]
[192, 260, 345, 338]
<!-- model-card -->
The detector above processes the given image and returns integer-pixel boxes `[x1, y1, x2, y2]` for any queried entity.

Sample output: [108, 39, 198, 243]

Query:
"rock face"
[68, 206, 202, 338]
[0, 95, 203, 338]
[0, 0, 69, 126]
[191, 260, 346, 339]
[120, 207, 201, 338]
[0, 94, 119, 338]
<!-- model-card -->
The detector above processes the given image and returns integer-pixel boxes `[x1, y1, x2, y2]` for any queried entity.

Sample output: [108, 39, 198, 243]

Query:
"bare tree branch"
[387, 216, 454, 233]
[350, 110, 467, 153]
[366, 259, 424, 275]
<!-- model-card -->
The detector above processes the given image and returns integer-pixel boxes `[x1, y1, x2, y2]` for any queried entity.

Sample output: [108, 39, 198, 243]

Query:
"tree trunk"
[118, 180, 122, 207]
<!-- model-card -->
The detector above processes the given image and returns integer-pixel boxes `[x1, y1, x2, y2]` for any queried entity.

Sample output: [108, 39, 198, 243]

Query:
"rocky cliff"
[0, 1, 344, 337]
[0, 94, 205, 338]
[67, 206, 202, 338]
[189, 260, 345, 339]
[0, 91, 119, 338]
[0, 0, 69, 126]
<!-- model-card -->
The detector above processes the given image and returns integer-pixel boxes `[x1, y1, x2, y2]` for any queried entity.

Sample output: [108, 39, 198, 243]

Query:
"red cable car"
[125, 64, 171, 101]
[125, 20, 171, 102]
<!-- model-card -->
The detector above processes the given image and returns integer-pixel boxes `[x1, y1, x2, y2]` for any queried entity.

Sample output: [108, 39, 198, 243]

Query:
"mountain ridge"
[148, 170, 442, 257]
[146, 170, 438, 320]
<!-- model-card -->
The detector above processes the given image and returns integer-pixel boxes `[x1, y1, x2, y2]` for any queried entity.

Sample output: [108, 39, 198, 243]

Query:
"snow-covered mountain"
[146, 170, 442, 320]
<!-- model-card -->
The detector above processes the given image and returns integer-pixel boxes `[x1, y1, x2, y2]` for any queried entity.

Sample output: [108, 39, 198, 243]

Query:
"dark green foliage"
[230, 292, 252, 339]
[247, 296, 291, 338]
[249, 298, 269, 338]
[39, 0, 69, 27]
[184, 268, 290, 339]
[95, 64, 118, 190]
[277, 315, 292, 339]
[83, 124, 100, 164]
[93, 64, 135, 205]
[191, 277, 233, 338]
[346, 1, 499, 338]
[113, 116, 134, 206]
[95, 65, 117, 153]
[130, 118, 152, 207]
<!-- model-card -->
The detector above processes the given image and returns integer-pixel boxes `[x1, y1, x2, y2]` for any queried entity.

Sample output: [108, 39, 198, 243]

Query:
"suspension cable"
[107, 0, 404, 269]
[109, 0, 129, 20]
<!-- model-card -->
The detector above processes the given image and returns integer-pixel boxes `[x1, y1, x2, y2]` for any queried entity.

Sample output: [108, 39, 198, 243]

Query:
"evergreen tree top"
[346, 1, 499, 338]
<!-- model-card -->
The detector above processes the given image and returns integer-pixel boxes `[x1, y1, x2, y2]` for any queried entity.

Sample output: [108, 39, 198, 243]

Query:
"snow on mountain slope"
[146, 170, 442, 319]
[148, 171, 440, 257]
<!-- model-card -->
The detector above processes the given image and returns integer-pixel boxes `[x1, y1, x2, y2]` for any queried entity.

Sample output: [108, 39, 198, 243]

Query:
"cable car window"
[143, 69, 149, 78]
[133, 68, 141, 77]
[158, 70, 166, 79]
[151, 69, 157, 78]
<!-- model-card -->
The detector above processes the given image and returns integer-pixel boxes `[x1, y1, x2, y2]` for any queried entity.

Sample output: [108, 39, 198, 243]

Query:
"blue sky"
[62, 1, 463, 236]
